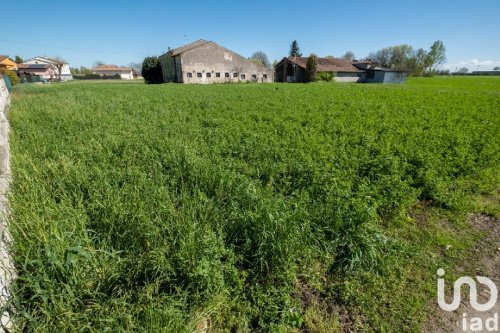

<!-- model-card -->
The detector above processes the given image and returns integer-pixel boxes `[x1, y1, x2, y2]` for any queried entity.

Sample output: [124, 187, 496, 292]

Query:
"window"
[197, 73, 202, 78]
[263, 74, 268, 79]
[252, 74, 257, 80]
[206, 72, 211, 78]
[233, 72, 238, 78]
[187, 73, 193, 78]
[240, 74, 246, 80]
[216, 72, 221, 78]
[225, 72, 230, 78]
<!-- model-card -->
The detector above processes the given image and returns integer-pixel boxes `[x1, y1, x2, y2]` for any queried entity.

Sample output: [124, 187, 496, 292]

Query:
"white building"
[23, 56, 73, 81]
[91, 65, 134, 80]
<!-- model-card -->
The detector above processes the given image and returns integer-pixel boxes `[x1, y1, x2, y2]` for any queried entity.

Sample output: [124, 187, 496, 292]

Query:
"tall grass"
[5, 77, 500, 331]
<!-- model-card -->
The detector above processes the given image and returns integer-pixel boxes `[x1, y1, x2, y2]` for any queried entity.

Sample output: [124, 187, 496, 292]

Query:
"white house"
[23, 56, 73, 81]
[91, 65, 134, 80]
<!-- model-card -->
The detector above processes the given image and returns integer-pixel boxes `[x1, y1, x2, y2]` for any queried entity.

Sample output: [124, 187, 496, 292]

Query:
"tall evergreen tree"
[305, 54, 318, 82]
[289, 40, 302, 57]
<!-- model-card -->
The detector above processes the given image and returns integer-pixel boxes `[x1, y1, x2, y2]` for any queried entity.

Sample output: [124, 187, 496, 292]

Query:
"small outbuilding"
[274, 57, 407, 84]
[275, 56, 364, 83]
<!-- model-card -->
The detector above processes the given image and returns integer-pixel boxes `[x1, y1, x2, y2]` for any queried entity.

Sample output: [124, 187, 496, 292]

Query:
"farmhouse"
[0, 56, 17, 71]
[23, 56, 73, 81]
[17, 63, 57, 80]
[274, 57, 407, 83]
[159, 40, 273, 84]
[91, 65, 134, 80]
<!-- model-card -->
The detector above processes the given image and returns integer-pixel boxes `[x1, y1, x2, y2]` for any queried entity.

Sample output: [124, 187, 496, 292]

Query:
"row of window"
[186, 72, 268, 80]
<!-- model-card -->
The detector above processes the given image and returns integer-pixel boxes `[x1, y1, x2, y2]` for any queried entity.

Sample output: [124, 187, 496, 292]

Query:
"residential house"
[159, 39, 273, 84]
[0, 56, 17, 71]
[91, 65, 134, 80]
[274, 57, 407, 83]
[23, 56, 73, 80]
[17, 63, 57, 80]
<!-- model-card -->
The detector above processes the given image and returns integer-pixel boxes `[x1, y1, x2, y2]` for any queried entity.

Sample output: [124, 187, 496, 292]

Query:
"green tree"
[250, 51, 270, 68]
[458, 67, 468, 74]
[426, 40, 447, 71]
[14, 55, 23, 64]
[341, 51, 356, 61]
[493, 66, 500, 70]
[141, 56, 163, 84]
[289, 40, 302, 57]
[305, 54, 318, 82]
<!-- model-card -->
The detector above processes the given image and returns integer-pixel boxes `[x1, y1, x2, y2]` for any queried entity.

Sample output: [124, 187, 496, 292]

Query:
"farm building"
[91, 65, 134, 80]
[275, 57, 365, 83]
[274, 57, 407, 83]
[159, 39, 273, 84]
[23, 57, 73, 81]
[0, 56, 17, 70]
[17, 63, 57, 80]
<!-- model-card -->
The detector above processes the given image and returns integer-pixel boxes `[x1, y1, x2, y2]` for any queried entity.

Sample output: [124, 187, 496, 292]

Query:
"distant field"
[7, 77, 500, 332]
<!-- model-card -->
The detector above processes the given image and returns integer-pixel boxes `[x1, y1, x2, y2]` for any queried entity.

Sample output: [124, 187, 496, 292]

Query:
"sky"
[1, 0, 499, 71]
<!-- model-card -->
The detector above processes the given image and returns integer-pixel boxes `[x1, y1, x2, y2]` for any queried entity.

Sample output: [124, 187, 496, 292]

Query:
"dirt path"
[423, 214, 500, 332]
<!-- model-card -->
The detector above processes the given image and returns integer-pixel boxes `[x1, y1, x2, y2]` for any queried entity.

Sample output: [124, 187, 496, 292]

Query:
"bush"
[305, 54, 318, 82]
[73, 74, 121, 80]
[317, 72, 334, 82]
[142, 57, 163, 84]
[1, 68, 20, 86]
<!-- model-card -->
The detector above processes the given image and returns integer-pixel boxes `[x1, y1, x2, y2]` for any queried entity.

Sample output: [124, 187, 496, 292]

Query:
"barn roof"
[0, 55, 9, 62]
[170, 39, 210, 56]
[281, 56, 362, 73]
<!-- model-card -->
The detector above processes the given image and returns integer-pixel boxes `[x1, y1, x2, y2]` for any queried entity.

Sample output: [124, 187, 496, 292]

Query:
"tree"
[14, 55, 23, 64]
[458, 67, 468, 74]
[426, 40, 447, 71]
[52, 56, 66, 81]
[494, 66, 500, 71]
[129, 62, 142, 74]
[141, 56, 163, 84]
[0, 68, 20, 86]
[325, 55, 335, 59]
[250, 51, 270, 68]
[341, 51, 356, 61]
[80, 66, 92, 75]
[305, 54, 318, 82]
[93, 60, 105, 68]
[289, 40, 302, 57]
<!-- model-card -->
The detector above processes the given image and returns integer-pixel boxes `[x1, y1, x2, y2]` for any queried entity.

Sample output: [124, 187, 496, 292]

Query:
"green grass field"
[6, 77, 500, 332]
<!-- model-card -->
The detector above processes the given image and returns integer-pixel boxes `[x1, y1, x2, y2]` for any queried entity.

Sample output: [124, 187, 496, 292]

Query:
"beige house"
[159, 39, 273, 84]
[91, 65, 134, 80]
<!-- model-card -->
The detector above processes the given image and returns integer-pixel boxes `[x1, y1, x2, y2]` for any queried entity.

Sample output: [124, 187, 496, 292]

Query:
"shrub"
[1, 68, 20, 86]
[305, 54, 318, 82]
[141, 56, 163, 84]
[317, 72, 334, 82]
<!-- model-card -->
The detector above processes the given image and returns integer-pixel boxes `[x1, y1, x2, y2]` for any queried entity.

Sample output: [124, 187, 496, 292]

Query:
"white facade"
[91, 67, 134, 80]
[24, 57, 73, 81]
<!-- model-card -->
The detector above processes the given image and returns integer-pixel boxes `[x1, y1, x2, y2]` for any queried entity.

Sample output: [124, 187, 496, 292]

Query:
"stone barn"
[158, 40, 273, 84]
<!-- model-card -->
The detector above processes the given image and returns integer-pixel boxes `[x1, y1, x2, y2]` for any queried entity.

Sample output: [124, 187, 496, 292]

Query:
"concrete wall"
[364, 70, 407, 83]
[160, 42, 273, 84]
[334, 72, 366, 83]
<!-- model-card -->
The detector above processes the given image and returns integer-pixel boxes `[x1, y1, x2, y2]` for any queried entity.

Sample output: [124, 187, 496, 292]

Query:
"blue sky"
[1, 0, 499, 70]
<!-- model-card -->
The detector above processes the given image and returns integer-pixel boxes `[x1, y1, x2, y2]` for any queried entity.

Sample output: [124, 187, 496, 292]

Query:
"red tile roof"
[284, 56, 362, 73]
